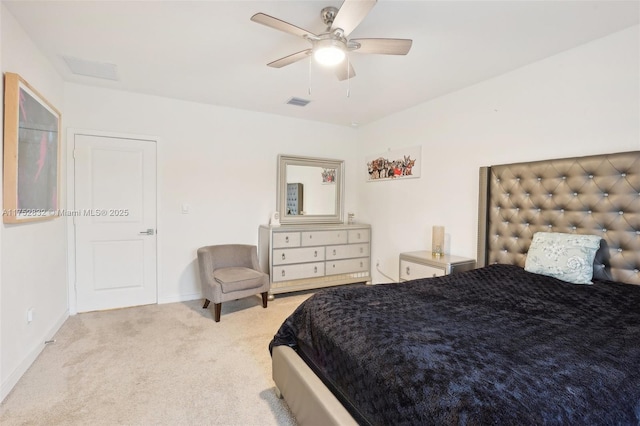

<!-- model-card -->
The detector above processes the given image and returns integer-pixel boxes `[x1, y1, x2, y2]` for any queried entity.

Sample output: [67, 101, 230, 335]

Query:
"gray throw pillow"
[524, 232, 601, 284]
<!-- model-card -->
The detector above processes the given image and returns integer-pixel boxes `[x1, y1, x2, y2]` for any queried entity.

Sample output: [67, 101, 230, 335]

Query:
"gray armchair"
[197, 244, 269, 322]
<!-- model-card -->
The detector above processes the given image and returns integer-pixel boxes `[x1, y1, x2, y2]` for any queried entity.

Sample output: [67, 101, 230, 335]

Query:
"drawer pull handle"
[314, 250, 318, 257]
[360, 261, 363, 267]
[360, 247, 363, 253]
[281, 270, 286, 277]
[281, 253, 286, 260]
[285, 236, 289, 243]
[406, 266, 410, 275]
[357, 233, 361, 239]
[314, 266, 318, 273]
[309, 235, 312, 239]
[332, 249, 336, 256]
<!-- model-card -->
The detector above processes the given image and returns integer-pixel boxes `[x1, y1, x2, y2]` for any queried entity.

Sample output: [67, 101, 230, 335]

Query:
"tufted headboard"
[477, 151, 640, 285]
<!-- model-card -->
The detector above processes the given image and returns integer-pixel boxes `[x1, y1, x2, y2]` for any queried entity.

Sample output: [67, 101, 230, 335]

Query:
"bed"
[269, 151, 640, 425]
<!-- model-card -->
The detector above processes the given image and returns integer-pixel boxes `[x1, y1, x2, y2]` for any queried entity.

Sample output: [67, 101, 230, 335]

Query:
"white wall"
[358, 25, 640, 283]
[62, 85, 358, 304]
[0, 4, 68, 400]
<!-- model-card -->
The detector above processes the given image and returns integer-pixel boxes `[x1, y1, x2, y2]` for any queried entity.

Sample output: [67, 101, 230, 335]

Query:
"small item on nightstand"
[348, 212, 355, 225]
[432, 225, 444, 257]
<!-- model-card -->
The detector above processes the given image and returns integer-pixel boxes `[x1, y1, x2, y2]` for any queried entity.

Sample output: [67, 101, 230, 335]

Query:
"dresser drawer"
[326, 258, 369, 276]
[326, 243, 369, 260]
[272, 232, 301, 248]
[348, 229, 370, 243]
[272, 262, 325, 282]
[301, 230, 348, 246]
[400, 260, 445, 280]
[273, 247, 325, 265]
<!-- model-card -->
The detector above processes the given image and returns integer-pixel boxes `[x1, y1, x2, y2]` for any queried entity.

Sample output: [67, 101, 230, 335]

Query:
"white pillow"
[524, 232, 601, 284]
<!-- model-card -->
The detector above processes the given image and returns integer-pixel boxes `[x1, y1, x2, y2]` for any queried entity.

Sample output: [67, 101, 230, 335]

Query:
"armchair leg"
[261, 292, 268, 308]
[203, 299, 210, 309]
[214, 303, 221, 322]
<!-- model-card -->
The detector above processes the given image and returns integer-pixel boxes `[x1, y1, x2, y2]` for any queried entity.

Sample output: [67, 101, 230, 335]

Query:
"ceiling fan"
[250, 0, 412, 81]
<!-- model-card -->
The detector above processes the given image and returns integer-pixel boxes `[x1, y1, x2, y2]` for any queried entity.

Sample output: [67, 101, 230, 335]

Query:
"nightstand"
[399, 251, 475, 282]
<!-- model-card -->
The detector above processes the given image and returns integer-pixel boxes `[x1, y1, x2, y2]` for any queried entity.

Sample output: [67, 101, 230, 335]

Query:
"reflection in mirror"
[277, 155, 344, 225]
[286, 165, 336, 215]
[286, 182, 303, 215]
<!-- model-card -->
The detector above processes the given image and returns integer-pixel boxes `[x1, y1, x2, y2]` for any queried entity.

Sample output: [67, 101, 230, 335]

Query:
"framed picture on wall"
[3, 72, 61, 223]
[365, 145, 421, 182]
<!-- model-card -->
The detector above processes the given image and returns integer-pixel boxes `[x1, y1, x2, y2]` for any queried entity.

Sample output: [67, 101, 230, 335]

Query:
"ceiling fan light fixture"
[313, 39, 346, 66]
[252, 1, 413, 78]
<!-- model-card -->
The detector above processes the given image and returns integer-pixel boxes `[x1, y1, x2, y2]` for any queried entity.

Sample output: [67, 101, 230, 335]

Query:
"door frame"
[66, 128, 160, 315]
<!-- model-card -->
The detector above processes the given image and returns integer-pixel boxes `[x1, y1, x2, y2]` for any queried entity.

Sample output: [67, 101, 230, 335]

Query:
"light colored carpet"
[0, 292, 314, 425]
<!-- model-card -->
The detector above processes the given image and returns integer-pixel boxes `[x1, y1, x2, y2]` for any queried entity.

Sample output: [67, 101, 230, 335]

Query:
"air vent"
[286, 97, 311, 107]
[62, 56, 119, 81]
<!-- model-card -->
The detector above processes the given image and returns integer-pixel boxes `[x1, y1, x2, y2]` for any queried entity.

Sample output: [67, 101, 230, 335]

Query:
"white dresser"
[258, 224, 371, 296]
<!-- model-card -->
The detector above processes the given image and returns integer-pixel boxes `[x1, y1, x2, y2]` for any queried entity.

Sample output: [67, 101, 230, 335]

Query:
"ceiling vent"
[62, 56, 119, 81]
[286, 97, 311, 107]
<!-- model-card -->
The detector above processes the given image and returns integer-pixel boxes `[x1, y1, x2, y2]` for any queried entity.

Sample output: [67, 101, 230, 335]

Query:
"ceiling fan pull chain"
[347, 56, 351, 98]
[308, 56, 312, 95]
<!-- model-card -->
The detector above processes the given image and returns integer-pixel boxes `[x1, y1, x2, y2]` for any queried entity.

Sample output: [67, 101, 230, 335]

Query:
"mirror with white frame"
[276, 154, 345, 225]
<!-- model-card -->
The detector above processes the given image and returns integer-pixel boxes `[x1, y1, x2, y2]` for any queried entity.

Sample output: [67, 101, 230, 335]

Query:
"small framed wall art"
[365, 145, 421, 182]
[3, 72, 61, 223]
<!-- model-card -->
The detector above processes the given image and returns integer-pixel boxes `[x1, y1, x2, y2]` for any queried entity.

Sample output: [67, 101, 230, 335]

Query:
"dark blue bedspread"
[270, 264, 640, 425]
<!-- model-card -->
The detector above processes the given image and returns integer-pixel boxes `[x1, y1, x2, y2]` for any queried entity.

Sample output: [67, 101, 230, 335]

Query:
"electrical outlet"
[26, 308, 33, 324]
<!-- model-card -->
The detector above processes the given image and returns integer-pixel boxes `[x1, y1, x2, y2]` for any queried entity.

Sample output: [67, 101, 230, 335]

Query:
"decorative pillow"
[524, 232, 602, 284]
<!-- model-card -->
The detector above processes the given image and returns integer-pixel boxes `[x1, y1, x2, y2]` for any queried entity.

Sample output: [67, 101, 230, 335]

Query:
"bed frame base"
[272, 345, 358, 426]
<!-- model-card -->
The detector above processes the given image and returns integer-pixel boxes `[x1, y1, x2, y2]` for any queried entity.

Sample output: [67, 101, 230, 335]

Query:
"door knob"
[139, 228, 155, 235]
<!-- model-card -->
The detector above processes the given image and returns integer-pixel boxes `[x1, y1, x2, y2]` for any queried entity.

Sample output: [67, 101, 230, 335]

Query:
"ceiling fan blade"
[335, 61, 356, 81]
[331, 0, 377, 37]
[267, 49, 312, 68]
[350, 38, 413, 55]
[251, 13, 317, 39]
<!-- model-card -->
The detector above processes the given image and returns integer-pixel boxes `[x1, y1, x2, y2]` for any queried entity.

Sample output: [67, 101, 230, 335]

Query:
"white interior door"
[74, 134, 157, 313]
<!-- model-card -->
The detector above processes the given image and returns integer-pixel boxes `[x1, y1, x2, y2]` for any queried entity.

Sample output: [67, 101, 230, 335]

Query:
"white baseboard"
[1, 310, 69, 402]
[157, 292, 202, 304]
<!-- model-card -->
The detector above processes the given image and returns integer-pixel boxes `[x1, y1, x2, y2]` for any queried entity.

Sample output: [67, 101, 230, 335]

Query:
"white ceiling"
[4, 0, 639, 127]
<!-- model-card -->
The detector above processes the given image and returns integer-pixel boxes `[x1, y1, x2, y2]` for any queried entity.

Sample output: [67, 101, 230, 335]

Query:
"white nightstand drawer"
[301, 230, 348, 246]
[326, 243, 369, 260]
[273, 247, 325, 265]
[348, 229, 370, 243]
[326, 258, 369, 275]
[273, 262, 325, 282]
[273, 232, 301, 248]
[400, 260, 445, 280]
